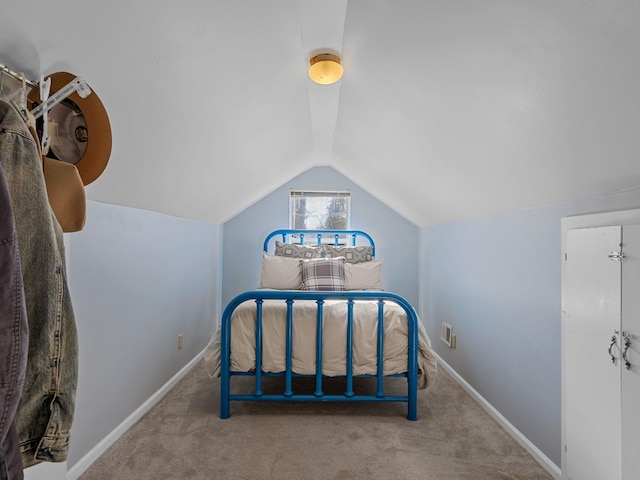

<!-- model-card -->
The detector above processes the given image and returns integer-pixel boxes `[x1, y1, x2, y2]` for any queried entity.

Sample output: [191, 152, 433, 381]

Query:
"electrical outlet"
[177, 334, 183, 350]
[451, 333, 457, 349]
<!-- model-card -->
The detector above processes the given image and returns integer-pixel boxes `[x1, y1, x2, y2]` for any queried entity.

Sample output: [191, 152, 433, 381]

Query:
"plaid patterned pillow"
[274, 240, 318, 259]
[324, 245, 373, 264]
[300, 257, 346, 291]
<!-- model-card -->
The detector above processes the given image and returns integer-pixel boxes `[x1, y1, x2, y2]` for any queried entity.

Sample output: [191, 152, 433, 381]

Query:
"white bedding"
[204, 299, 437, 389]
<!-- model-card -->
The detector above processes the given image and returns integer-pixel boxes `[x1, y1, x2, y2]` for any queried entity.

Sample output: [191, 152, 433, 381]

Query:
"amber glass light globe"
[308, 54, 343, 85]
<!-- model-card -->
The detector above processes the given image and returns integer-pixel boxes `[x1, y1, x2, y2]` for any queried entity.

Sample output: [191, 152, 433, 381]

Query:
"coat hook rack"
[0, 63, 39, 91]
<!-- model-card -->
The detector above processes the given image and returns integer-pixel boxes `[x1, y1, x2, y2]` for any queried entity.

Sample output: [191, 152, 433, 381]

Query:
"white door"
[621, 225, 640, 479]
[565, 226, 622, 480]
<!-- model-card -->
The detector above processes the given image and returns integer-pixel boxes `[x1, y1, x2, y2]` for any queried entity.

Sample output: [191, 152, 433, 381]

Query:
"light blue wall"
[66, 174, 640, 475]
[67, 201, 221, 467]
[222, 166, 419, 308]
[420, 188, 640, 468]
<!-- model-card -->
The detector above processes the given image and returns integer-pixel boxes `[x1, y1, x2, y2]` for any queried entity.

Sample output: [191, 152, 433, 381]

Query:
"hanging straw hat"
[25, 71, 111, 231]
[29, 71, 112, 186]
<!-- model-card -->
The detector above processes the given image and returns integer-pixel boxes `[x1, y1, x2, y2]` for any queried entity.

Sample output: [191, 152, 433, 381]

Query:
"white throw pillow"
[344, 260, 384, 290]
[258, 252, 302, 289]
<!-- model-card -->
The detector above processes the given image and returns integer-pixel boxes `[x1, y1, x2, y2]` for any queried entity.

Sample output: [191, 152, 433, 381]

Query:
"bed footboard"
[219, 290, 420, 420]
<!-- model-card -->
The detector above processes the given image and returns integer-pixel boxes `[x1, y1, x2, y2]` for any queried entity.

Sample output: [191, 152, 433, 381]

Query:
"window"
[289, 190, 350, 231]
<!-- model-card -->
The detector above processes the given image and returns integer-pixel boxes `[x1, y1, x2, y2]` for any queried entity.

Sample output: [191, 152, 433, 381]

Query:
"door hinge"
[608, 251, 626, 262]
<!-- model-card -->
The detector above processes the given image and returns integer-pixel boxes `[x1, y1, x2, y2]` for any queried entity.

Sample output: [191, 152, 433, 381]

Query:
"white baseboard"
[67, 351, 204, 480]
[435, 354, 562, 480]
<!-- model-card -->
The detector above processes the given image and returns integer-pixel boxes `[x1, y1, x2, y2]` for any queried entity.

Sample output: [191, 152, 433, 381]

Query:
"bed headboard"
[263, 229, 375, 257]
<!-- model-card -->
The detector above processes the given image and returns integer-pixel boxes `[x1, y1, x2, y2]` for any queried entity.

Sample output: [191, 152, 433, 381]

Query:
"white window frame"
[289, 190, 351, 238]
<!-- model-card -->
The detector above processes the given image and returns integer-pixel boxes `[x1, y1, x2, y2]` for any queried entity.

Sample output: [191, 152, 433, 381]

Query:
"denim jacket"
[0, 154, 28, 478]
[0, 100, 78, 467]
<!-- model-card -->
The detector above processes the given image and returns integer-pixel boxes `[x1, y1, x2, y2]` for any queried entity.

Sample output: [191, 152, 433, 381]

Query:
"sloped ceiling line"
[299, 0, 348, 164]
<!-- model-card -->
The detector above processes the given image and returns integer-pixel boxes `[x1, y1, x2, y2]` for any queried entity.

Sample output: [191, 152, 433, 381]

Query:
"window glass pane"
[290, 190, 350, 230]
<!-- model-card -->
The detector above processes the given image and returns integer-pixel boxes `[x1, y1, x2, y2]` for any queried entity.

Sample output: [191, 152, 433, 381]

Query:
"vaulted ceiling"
[1, 1, 639, 227]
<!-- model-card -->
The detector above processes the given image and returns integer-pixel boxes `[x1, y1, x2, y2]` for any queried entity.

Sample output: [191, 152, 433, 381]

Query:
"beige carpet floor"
[78, 361, 554, 480]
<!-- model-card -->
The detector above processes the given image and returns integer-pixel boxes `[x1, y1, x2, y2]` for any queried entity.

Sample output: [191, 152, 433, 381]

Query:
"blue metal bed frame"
[262, 229, 376, 256]
[219, 229, 420, 420]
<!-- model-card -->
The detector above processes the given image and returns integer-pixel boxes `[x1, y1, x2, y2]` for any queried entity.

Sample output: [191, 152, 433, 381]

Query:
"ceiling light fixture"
[308, 53, 343, 85]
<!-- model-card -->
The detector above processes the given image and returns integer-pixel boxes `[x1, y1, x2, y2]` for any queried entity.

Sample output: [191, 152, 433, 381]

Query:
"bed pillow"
[274, 240, 318, 259]
[324, 245, 373, 264]
[300, 257, 346, 291]
[344, 260, 384, 290]
[258, 252, 302, 290]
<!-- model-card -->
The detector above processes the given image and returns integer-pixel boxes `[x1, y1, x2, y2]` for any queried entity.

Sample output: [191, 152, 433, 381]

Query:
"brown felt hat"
[29, 71, 112, 185]
[42, 157, 86, 232]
